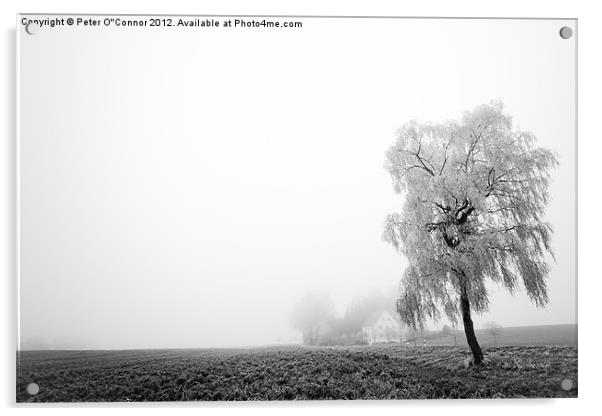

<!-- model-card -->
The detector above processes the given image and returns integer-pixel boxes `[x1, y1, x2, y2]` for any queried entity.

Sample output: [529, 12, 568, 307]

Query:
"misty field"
[17, 344, 577, 402]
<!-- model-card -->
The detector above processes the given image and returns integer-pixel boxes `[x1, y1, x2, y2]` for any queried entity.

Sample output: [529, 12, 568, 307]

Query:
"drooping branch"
[464, 129, 484, 171]
[439, 135, 454, 175]
[410, 139, 435, 176]
[433, 202, 451, 213]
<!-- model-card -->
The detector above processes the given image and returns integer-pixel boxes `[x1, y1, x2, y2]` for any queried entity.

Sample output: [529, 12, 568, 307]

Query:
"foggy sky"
[18, 17, 575, 349]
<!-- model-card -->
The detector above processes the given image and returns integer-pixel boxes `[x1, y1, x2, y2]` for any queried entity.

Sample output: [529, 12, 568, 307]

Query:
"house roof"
[363, 310, 400, 327]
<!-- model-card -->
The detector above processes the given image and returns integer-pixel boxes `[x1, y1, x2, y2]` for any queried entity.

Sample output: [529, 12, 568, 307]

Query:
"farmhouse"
[362, 310, 405, 345]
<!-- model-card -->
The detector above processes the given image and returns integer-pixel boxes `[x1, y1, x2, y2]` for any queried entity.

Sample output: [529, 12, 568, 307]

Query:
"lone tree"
[383, 102, 557, 364]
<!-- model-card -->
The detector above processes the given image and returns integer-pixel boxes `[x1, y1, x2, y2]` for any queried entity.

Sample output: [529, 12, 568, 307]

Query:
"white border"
[2, 1, 600, 415]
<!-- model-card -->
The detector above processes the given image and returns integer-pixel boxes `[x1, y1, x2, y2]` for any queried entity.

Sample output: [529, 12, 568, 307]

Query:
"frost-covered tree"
[383, 102, 557, 364]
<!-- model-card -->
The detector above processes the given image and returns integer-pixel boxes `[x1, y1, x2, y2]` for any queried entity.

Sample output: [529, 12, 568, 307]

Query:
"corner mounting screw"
[559, 26, 573, 39]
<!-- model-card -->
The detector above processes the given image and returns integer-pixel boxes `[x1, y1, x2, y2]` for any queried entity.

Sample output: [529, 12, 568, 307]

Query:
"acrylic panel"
[17, 15, 577, 402]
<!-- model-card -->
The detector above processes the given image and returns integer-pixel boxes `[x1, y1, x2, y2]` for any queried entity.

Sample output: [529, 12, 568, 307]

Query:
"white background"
[2, 0, 600, 414]
[17, 14, 576, 350]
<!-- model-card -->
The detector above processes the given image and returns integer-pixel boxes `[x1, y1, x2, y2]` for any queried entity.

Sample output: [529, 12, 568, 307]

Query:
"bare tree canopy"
[383, 101, 558, 363]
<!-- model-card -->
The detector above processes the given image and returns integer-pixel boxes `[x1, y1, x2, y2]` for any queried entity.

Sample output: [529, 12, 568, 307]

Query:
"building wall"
[363, 312, 404, 345]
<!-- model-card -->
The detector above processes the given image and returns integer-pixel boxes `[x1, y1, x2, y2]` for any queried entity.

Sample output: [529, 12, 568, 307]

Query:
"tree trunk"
[460, 293, 483, 364]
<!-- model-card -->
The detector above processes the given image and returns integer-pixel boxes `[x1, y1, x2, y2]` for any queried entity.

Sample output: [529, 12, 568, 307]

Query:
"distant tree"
[338, 289, 396, 336]
[485, 321, 503, 346]
[289, 291, 335, 345]
[452, 323, 458, 346]
[337, 295, 378, 335]
[383, 102, 557, 364]
[441, 324, 453, 336]
[440, 324, 459, 346]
